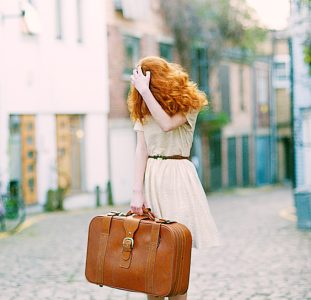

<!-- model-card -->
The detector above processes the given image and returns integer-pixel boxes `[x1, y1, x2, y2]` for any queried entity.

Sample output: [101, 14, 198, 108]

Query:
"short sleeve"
[184, 109, 199, 130]
[133, 120, 144, 132]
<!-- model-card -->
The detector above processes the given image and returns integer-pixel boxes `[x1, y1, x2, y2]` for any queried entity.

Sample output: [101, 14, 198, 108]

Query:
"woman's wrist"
[133, 188, 144, 193]
[139, 86, 150, 98]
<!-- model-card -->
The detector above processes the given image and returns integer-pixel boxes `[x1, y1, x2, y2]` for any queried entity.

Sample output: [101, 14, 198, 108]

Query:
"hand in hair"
[131, 65, 151, 95]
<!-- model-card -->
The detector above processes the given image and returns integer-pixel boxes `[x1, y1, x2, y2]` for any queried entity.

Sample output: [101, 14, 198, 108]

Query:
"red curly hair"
[127, 56, 208, 123]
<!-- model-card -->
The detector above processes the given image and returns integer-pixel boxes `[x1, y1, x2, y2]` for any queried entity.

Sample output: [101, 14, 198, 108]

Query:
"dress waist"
[148, 154, 190, 160]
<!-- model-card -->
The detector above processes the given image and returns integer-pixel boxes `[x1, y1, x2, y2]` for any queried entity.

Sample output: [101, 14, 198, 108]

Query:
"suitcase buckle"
[123, 237, 134, 250]
[107, 211, 120, 216]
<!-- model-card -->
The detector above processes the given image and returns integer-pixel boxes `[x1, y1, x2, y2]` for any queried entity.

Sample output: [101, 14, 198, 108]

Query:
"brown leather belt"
[148, 155, 190, 160]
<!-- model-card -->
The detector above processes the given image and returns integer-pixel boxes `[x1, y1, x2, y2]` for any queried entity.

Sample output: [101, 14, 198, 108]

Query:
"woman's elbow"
[161, 122, 173, 132]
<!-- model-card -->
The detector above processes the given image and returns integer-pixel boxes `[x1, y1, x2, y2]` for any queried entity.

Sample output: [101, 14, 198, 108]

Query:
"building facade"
[105, 0, 176, 204]
[289, 0, 311, 190]
[289, 0, 311, 228]
[192, 47, 277, 192]
[271, 31, 292, 184]
[0, 0, 110, 206]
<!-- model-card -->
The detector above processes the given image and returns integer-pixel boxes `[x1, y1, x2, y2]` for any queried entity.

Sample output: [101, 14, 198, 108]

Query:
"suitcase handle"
[126, 207, 156, 221]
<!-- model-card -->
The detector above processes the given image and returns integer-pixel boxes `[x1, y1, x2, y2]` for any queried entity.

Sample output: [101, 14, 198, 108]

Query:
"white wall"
[0, 112, 9, 194]
[110, 120, 136, 205]
[302, 111, 311, 187]
[289, 4, 311, 188]
[1, 0, 109, 114]
[36, 114, 57, 205]
[84, 113, 108, 193]
[0, 0, 110, 202]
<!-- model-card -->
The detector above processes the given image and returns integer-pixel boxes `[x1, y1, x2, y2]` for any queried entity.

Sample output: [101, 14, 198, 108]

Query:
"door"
[227, 137, 237, 187]
[242, 135, 250, 186]
[56, 115, 84, 194]
[256, 135, 271, 185]
[209, 130, 222, 190]
[20, 115, 37, 205]
[56, 115, 72, 192]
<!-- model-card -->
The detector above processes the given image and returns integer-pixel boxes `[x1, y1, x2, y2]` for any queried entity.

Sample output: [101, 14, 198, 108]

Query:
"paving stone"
[0, 187, 310, 299]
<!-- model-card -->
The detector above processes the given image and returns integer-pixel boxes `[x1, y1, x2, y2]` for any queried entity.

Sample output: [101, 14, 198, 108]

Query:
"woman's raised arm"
[131, 66, 188, 132]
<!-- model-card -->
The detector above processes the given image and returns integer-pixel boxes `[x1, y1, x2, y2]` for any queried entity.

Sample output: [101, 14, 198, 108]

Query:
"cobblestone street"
[0, 185, 310, 300]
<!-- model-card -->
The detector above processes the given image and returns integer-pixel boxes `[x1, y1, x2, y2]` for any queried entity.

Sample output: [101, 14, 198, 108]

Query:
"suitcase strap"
[96, 216, 112, 284]
[120, 216, 142, 269]
[145, 222, 161, 294]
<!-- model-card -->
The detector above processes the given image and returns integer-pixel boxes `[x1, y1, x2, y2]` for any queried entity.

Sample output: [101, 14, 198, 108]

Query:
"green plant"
[44, 188, 65, 212]
[107, 180, 114, 206]
[303, 35, 311, 75]
[5, 180, 20, 219]
[160, 0, 267, 70]
[4, 197, 19, 219]
[197, 109, 230, 135]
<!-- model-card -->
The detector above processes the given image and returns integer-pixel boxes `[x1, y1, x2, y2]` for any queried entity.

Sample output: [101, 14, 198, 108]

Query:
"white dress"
[133, 109, 223, 251]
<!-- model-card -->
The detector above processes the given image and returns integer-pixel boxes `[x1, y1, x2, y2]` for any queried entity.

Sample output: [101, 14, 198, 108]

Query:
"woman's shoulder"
[182, 108, 200, 131]
[133, 115, 153, 131]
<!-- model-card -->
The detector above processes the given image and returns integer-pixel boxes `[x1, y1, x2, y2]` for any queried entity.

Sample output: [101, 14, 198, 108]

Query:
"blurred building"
[199, 49, 276, 191]
[105, 0, 288, 196]
[289, 0, 311, 190]
[105, 0, 175, 204]
[271, 30, 292, 184]
[289, 0, 311, 228]
[190, 28, 295, 192]
[0, 0, 109, 206]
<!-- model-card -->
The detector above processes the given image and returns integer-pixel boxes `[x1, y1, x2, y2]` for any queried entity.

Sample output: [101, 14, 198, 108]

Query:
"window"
[191, 47, 208, 94]
[123, 35, 140, 75]
[55, 0, 63, 39]
[273, 62, 288, 81]
[218, 64, 231, 120]
[20, 1, 41, 35]
[256, 67, 270, 127]
[113, 0, 123, 12]
[257, 68, 268, 104]
[159, 42, 173, 61]
[76, 0, 83, 43]
[239, 65, 245, 111]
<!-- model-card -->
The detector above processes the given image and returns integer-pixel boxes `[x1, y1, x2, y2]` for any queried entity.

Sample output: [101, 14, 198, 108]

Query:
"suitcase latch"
[122, 237, 134, 250]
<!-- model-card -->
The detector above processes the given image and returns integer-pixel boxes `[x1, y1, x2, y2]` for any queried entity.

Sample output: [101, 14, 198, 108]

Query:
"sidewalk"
[1, 185, 310, 300]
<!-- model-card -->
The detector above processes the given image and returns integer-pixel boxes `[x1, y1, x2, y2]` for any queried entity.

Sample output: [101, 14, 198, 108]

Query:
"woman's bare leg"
[147, 295, 165, 300]
[169, 292, 187, 300]
[146, 292, 187, 300]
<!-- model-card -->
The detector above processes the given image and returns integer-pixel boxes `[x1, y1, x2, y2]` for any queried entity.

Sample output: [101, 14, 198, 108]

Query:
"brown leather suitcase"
[85, 208, 192, 297]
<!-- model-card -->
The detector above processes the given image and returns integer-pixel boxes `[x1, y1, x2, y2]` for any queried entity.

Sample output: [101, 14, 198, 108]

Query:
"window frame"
[159, 42, 173, 62]
[123, 35, 141, 76]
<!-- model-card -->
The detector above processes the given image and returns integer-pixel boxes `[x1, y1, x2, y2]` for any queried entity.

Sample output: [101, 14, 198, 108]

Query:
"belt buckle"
[156, 154, 166, 160]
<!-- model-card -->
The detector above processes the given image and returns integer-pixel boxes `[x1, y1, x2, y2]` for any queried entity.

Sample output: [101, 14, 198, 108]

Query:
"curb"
[0, 214, 47, 240]
[0, 205, 129, 240]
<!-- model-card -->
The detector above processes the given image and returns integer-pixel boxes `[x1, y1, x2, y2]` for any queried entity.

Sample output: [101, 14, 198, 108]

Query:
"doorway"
[56, 115, 85, 195]
[9, 115, 37, 205]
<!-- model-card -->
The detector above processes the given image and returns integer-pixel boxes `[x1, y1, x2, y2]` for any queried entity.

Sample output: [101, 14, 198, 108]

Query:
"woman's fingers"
[137, 65, 143, 76]
[133, 65, 149, 78]
[130, 205, 143, 215]
[146, 71, 150, 81]
[133, 68, 138, 75]
[130, 75, 135, 85]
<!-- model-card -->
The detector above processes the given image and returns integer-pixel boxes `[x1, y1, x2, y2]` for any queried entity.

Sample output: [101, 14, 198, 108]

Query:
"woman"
[128, 56, 222, 300]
